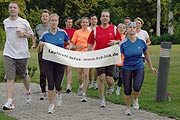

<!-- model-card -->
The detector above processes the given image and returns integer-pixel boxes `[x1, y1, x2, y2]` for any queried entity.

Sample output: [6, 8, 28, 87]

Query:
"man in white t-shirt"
[2, 2, 33, 110]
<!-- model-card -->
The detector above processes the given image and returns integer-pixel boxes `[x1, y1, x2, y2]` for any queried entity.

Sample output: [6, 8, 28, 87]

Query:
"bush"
[0, 28, 6, 50]
[0, 60, 5, 82]
[151, 33, 180, 45]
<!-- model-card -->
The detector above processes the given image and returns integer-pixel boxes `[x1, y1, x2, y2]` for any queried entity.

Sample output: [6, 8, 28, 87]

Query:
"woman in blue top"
[120, 22, 157, 116]
[38, 14, 72, 114]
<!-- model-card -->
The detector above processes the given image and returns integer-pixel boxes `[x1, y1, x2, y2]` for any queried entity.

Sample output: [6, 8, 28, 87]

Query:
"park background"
[0, 0, 180, 120]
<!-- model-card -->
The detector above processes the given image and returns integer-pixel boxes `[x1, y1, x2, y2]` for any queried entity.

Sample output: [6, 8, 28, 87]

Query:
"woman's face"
[81, 18, 89, 29]
[135, 20, 142, 28]
[118, 25, 126, 34]
[50, 15, 59, 29]
[127, 24, 136, 35]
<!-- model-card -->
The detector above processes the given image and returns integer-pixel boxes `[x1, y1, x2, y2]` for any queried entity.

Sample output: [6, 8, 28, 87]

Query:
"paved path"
[0, 83, 175, 120]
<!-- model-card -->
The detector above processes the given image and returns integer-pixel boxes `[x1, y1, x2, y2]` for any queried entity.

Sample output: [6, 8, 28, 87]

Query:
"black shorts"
[96, 65, 115, 77]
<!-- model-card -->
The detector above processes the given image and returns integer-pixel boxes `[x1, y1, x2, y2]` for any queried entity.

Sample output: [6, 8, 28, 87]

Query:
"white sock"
[7, 98, 13, 103]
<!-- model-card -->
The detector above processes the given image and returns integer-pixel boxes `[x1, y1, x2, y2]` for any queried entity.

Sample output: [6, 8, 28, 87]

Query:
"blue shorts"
[122, 67, 144, 95]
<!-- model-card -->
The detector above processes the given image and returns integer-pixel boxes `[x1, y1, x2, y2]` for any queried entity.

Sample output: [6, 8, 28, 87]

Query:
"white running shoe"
[116, 86, 121, 96]
[48, 104, 55, 114]
[133, 98, 139, 110]
[88, 82, 93, 89]
[77, 86, 83, 96]
[93, 81, 98, 89]
[25, 92, 32, 104]
[2, 102, 15, 110]
[40, 92, 47, 100]
[56, 93, 63, 107]
[125, 107, 132, 116]
[81, 94, 87, 102]
[106, 84, 114, 96]
[100, 98, 106, 107]
[66, 84, 72, 93]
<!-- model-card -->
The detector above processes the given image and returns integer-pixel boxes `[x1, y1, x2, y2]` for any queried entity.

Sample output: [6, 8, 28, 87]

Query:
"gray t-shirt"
[34, 24, 50, 40]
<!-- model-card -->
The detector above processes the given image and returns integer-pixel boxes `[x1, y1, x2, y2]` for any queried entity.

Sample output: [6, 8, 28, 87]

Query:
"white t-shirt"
[136, 29, 149, 43]
[3, 17, 33, 59]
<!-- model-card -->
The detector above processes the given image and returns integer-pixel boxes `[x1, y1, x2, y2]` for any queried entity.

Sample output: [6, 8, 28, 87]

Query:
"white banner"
[42, 42, 121, 68]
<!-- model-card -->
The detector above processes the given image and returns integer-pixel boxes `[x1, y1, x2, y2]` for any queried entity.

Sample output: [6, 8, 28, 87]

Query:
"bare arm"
[65, 40, 73, 50]
[31, 36, 37, 49]
[146, 38, 151, 46]
[87, 44, 93, 51]
[144, 50, 157, 74]
[37, 41, 45, 53]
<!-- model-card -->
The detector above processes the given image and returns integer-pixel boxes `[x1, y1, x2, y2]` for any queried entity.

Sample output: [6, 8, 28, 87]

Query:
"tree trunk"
[168, 0, 174, 35]
[156, 0, 161, 36]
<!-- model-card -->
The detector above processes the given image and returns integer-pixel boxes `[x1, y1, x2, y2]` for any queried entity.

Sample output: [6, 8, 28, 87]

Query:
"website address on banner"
[83, 52, 119, 61]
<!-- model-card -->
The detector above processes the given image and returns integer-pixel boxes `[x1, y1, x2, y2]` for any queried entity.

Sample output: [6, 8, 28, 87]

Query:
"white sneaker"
[48, 104, 55, 114]
[40, 92, 47, 100]
[25, 91, 32, 104]
[93, 81, 98, 89]
[133, 98, 139, 110]
[116, 86, 121, 96]
[56, 93, 63, 107]
[77, 86, 83, 96]
[125, 107, 132, 116]
[66, 84, 72, 93]
[2, 102, 15, 110]
[81, 94, 87, 102]
[106, 84, 114, 96]
[100, 98, 106, 107]
[88, 82, 93, 89]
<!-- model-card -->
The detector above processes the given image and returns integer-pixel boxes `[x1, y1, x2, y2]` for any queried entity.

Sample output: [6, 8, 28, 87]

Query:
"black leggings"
[44, 60, 65, 91]
[122, 67, 144, 95]
[114, 66, 123, 87]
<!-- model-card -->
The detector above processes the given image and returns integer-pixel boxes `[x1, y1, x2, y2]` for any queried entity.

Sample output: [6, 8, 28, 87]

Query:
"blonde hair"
[134, 17, 144, 25]
[117, 23, 126, 28]
[49, 13, 59, 20]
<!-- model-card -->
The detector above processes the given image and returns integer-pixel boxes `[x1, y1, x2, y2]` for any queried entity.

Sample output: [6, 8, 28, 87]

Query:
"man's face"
[100, 12, 110, 24]
[124, 19, 131, 25]
[9, 3, 19, 17]
[65, 19, 73, 28]
[41, 12, 49, 24]
[90, 16, 98, 26]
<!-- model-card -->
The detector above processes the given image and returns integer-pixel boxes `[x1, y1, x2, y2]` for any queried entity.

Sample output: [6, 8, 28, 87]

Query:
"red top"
[62, 28, 76, 47]
[87, 24, 121, 50]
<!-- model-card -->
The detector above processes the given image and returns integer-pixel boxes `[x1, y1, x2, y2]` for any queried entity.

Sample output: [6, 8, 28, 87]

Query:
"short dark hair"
[124, 17, 131, 20]
[101, 9, 110, 16]
[41, 9, 50, 15]
[89, 14, 97, 18]
[65, 17, 73, 22]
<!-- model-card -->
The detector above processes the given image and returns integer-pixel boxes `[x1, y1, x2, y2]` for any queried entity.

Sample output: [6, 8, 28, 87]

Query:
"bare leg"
[82, 68, 89, 94]
[6, 80, 14, 100]
[98, 74, 105, 97]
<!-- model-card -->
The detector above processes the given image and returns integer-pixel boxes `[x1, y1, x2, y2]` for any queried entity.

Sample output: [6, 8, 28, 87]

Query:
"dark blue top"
[40, 28, 69, 48]
[120, 37, 147, 70]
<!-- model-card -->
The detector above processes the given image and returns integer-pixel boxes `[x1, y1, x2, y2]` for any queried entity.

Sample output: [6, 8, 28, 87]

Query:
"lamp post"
[156, 42, 172, 102]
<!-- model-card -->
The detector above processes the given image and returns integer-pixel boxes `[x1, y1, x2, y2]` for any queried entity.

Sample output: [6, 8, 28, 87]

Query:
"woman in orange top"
[71, 17, 91, 102]
[114, 23, 126, 96]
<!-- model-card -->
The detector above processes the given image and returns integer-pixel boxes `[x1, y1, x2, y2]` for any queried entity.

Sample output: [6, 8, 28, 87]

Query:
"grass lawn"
[0, 45, 180, 119]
